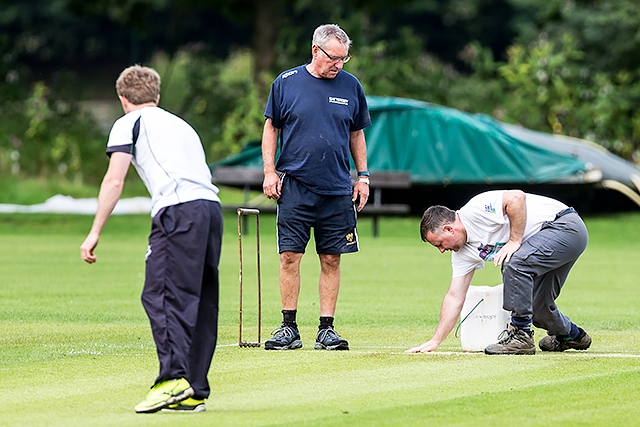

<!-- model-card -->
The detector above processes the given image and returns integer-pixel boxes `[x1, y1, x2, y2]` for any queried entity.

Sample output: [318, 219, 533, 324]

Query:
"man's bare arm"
[406, 270, 475, 353]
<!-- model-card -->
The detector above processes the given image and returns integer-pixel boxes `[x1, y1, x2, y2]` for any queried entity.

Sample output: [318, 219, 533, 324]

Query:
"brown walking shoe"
[484, 323, 536, 355]
[539, 327, 591, 352]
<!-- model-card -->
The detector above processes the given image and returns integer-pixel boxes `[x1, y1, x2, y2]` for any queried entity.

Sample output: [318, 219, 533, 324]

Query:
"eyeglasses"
[316, 45, 351, 64]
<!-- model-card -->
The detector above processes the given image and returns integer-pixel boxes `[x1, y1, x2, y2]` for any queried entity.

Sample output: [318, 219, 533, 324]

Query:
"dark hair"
[419, 205, 456, 242]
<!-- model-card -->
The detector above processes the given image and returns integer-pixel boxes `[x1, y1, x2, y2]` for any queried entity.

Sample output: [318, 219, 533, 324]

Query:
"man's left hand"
[352, 181, 369, 212]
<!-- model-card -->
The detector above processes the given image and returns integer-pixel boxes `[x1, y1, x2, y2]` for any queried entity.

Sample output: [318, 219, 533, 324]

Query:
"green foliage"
[0, 81, 107, 183]
[2, 0, 640, 190]
[509, 0, 640, 73]
[351, 27, 453, 104]
[151, 49, 269, 162]
[489, 34, 640, 160]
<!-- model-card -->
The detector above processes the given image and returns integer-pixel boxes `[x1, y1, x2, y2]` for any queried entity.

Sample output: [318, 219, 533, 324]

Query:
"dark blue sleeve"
[351, 82, 371, 132]
[106, 144, 133, 157]
[264, 79, 282, 128]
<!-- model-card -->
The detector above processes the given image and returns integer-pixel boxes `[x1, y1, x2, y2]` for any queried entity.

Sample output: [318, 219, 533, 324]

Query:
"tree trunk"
[253, 1, 280, 96]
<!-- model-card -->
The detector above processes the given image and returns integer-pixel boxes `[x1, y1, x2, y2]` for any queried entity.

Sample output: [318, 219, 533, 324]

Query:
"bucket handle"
[454, 298, 483, 338]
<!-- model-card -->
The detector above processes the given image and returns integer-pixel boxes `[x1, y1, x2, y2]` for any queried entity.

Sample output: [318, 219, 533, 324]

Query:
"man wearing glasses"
[261, 24, 371, 351]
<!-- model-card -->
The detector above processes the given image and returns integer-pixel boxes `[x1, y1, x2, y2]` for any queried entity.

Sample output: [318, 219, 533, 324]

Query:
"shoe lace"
[317, 326, 339, 342]
[271, 324, 297, 339]
[496, 327, 516, 344]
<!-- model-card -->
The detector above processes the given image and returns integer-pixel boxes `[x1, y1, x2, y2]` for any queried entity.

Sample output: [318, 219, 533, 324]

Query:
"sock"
[319, 316, 334, 330]
[282, 310, 297, 326]
[566, 322, 581, 340]
[511, 316, 532, 333]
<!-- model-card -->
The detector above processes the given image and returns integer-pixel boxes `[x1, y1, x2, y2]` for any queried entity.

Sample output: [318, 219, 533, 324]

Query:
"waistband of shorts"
[554, 207, 577, 220]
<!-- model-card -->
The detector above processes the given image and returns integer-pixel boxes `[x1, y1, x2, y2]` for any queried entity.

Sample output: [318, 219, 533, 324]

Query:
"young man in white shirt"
[81, 65, 222, 412]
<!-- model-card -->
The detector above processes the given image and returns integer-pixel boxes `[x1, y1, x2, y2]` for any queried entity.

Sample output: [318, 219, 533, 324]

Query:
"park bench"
[211, 166, 411, 237]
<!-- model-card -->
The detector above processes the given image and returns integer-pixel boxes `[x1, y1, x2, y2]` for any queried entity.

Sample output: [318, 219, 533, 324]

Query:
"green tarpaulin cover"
[364, 96, 588, 184]
[215, 96, 592, 185]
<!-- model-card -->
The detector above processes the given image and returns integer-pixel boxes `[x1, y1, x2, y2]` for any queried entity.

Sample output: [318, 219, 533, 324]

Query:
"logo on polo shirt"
[329, 96, 349, 106]
[484, 203, 496, 214]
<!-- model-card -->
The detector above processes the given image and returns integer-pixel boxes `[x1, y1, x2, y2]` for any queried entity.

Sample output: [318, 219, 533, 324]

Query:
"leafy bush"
[492, 34, 640, 160]
[151, 48, 269, 163]
[0, 80, 107, 184]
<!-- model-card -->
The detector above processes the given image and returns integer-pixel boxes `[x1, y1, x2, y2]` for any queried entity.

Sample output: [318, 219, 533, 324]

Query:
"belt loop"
[555, 207, 576, 220]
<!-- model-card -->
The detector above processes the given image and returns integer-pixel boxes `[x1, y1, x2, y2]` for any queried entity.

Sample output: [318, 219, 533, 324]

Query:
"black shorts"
[276, 176, 359, 255]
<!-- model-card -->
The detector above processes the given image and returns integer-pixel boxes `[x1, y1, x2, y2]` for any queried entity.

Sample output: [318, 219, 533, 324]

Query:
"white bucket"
[459, 284, 511, 352]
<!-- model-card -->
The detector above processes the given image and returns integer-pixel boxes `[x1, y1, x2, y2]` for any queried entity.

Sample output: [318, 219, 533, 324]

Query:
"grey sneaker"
[484, 324, 536, 355]
[539, 327, 591, 352]
[314, 326, 349, 350]
[264, 323, 302, 350]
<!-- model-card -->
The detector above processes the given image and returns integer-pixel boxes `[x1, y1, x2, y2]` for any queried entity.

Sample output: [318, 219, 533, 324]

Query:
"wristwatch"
[358, 176, 370, 185]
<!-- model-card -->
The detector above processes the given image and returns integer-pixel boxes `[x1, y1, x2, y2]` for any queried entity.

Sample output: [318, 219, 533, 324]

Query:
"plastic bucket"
[459, 284, 510, 352]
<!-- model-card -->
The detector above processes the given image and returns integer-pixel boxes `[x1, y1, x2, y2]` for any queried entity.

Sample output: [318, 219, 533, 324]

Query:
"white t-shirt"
[107, 106, 220, 217]
[451, 190, 567, 278]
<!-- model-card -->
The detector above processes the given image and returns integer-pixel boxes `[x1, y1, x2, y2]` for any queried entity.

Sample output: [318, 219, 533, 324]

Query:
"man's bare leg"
[264, 251, 304, 350]
[315, 253, 349, 350]
[318, 253, 341, 316]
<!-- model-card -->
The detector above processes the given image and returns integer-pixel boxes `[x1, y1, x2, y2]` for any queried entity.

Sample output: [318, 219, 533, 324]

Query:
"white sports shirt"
[106, 106, 220, 217]
[451, 190, 567, 278]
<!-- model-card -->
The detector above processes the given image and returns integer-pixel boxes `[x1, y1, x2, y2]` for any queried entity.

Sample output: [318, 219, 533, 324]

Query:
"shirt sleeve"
[351, 81, 371, 132]
[452, 250, 484, 278]
[106, 114, 138, 157]
[264, 79, 282, 128]
[106, 144, 133, 157]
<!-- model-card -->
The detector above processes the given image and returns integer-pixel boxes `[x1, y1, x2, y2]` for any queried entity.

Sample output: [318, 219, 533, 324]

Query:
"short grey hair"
[419, 206, 456, 242]
[312, 24, 352, 49]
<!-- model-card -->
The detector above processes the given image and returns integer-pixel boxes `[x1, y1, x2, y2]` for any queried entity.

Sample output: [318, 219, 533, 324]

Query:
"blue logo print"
[484, 203, 496, 214]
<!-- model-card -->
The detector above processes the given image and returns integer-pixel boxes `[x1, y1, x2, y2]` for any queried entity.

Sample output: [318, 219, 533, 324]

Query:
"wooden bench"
[212, 166, 411, 237]
[356, 171, 411, 237]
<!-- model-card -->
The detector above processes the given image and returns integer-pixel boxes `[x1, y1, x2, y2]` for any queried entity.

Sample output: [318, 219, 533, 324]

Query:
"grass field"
[1, 210, 639, 427]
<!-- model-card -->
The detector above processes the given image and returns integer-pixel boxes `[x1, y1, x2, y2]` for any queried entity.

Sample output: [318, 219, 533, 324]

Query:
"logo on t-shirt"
[477, 242, 505, 261]
[282, 70, 298, 79]
[484, 203, 497, 214]
[329, 96, 349, 106]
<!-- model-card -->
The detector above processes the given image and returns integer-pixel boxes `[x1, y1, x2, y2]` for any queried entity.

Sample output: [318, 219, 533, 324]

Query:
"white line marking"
[217, 343, 640, 358]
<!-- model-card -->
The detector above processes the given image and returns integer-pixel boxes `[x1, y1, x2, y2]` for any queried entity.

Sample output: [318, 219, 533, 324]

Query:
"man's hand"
[352, 180, 369, 212]
[493, 240, 521, 266]
[405, 339, 439, 354]
[80, 232, 100, 264]
[263, 171, 282, 200]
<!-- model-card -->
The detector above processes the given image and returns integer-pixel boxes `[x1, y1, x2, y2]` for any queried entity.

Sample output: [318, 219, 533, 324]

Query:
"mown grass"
[0, 210, 639, 427]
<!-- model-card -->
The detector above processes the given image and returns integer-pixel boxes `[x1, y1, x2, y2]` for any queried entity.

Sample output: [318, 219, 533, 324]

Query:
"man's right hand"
[405, 339, 439, 353]
[80, 232, 100, 264]
[263, 171, 282, 200]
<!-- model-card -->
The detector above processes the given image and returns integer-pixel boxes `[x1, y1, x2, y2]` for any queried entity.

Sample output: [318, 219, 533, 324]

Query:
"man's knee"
[280, 251, 303, 267]
[319, 253, 341, 270]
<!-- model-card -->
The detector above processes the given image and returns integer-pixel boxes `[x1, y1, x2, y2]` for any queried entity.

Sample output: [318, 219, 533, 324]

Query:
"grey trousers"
[502, 210, 588, 336]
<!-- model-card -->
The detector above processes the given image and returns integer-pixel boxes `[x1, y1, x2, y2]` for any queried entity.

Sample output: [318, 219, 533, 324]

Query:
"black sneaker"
[264, 323, 302, 350]
[539, 327, 592, 352]
[314, 326, 349, 350]
[484, 324, 536, 355]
